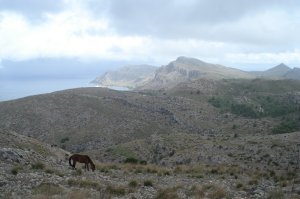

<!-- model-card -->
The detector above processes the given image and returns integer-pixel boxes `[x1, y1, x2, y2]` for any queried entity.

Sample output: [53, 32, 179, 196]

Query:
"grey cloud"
[88, 0, 300, 43]
[0, 0, 64, 21]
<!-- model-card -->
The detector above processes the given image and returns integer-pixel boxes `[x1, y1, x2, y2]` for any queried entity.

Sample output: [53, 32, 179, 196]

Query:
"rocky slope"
[1, 78, 300, 198]
[138, 56, 254, 90]
[1, 129, 300, 198]
[92, 57, 300, 91]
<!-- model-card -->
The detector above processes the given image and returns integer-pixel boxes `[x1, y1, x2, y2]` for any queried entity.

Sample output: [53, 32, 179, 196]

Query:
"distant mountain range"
[92, 56, 300, 90]
[250, 63, 300, 79]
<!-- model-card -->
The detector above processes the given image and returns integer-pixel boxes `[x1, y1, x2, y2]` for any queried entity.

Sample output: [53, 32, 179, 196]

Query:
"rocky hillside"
[1, 127, 300, 198]
[92, 57, 300, 91]
[1, 79, 300, 158]
[91, 65, 157, 89]
[138, 56, 254, 90]
[1, 78, 300, 197]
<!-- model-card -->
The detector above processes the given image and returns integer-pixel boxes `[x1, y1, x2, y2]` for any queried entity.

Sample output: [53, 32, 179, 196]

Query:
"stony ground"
[1, 130, 300, 199]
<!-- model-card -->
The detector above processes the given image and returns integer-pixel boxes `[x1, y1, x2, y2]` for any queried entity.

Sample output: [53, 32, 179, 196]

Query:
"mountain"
[139, 56, 254, 90]
[251, 63, 291, 78]
[91, 65, 157, 89]
[284, 67, 300, 80]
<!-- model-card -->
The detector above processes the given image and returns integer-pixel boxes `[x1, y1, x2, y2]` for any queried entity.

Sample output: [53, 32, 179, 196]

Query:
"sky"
[0, 0, 300, 100]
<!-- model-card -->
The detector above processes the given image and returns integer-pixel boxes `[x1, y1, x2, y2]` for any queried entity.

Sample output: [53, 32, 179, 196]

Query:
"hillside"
[138, 56, 254, 90]
[92, 57, 300, 91]
[91, 65, 157, 89]
[2, 128, 300, 198]
[1, 79, 300, 197]
[251, 63, 291, 78]
[284, 67, 300, 80]
[1, 79, 300, 158]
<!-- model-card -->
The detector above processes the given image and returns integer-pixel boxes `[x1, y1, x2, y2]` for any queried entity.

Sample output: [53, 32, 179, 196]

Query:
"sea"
[0, 77, 111, 101]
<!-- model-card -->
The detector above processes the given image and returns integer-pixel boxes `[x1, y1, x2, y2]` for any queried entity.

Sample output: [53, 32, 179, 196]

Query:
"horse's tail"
[69, 155, 73, 166]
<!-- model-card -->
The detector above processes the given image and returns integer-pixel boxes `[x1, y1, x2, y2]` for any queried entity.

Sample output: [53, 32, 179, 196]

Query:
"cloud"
[0, 0, 64, 21]
[0, 10, 150, 61]
[0, 0, 300, 68]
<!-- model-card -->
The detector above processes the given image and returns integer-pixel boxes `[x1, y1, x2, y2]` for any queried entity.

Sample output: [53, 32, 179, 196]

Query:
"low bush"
[11, 165, 23, 175]
[143, 180, 153, 187]
[32, 183, 64, 196]
[31, 162, 45, 170]
[106, 185, 126, 195]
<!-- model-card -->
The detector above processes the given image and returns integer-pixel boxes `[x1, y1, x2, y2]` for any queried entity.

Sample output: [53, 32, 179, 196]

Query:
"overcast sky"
[0, 0, 300, 73]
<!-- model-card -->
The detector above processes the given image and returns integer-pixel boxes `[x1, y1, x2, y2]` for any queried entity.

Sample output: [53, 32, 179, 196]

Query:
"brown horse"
[69, 154, 95, 171]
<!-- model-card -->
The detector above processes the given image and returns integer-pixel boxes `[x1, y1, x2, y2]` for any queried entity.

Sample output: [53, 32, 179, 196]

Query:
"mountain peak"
[176, 56, 203, 62]
[275, 63, 290, 70]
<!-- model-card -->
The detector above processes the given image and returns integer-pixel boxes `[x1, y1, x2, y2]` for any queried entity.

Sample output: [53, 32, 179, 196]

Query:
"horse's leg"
[87, 163, 89, 171]
[73, 161, 77, 169]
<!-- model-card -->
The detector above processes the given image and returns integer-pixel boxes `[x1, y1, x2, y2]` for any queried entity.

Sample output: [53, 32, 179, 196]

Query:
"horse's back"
[70, 154, 90, 163]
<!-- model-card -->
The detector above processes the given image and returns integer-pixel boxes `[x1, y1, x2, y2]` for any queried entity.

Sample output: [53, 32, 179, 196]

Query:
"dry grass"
[32, 183, 64, 196]
[155, 187, 180, 199]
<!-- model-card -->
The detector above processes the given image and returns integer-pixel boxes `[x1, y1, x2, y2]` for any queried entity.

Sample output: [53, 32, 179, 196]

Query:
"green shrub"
[31, 162, 45, 170]
[139, 160, 147, 165]
[60, 137, 69, 143]
[124, 157, 139, 164]
[128, 180, 138, 187]
[11, 165, 23, 175]
[272, 120, 299, 134]
[144, 180, 153, 187]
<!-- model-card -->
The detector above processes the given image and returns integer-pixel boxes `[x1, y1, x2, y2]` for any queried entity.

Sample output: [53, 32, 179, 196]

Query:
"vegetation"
[67, 179, 101, 190]
[143, 180, 153, 186]
[272, 119, 299, 134]
[31, 162, 45, 170]
[60, 137, 69, 143]
[11, 165, 23, 175]
[124, 157, 139, 164]
[106, 185, 126, 195]
[208, 79, 300, 120]
[128, 180, 138, 187]
[155, 187, 180, 199]
[32, 183, 64, 196]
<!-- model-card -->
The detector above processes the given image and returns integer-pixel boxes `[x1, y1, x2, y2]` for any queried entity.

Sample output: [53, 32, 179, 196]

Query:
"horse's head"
[91, 163, 95, 172]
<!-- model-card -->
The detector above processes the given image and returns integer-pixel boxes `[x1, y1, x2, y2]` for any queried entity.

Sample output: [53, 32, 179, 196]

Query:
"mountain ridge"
[92, 56, 300, 90]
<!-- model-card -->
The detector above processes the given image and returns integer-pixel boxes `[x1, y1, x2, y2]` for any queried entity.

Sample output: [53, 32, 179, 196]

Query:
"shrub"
[155, 187, 180, 199]
[207, 186, 227, 199]
[106, 185, 126, 195]
[74, 168, 82, 176]
[272, 120, 299, 134]
[189, 185, 205, 198]
[267, 189, 284, 199]
[143, 180, 153, 187]
[45, 168, 64, 177]
[11, 165, 22, 175]
[32, 183, 64, 196]
[124, 157, 139, 164]
[139, 160, 147, 165]
[60, 137, 69, 143]
[31, 162, 45, 170]
[236, 183, 243, 189]
[128, 180, 138, 187]
[67, 179, 100, 190]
